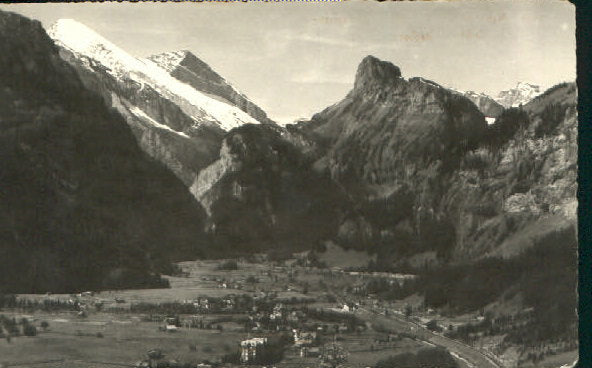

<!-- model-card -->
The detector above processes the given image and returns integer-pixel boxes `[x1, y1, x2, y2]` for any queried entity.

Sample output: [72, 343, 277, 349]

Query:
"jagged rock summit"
[354, 55, 402, 90]
[301, 55, 487, 184]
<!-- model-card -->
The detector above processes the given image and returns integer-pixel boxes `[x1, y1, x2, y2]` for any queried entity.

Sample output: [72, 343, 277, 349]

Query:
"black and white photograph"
[0, 1, 579, 367]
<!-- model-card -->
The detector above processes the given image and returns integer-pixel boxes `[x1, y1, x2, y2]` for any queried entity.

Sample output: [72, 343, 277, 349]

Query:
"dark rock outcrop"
[191, 124, 349, 253]
[302, 56, 487, 185]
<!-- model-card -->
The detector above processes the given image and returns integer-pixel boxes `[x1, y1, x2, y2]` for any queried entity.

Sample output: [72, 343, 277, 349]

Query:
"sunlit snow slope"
[48, 19, 261, 131]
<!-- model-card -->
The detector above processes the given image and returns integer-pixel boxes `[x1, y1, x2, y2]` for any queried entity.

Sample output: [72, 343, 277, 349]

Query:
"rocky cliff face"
[0, 10, 208, 293]
[295, 55, 576, 266]
[189, 124, 348, 253]
[439, 83, 577, 260]
[303, 56, 487, 185]
[150, 50, 274, 125]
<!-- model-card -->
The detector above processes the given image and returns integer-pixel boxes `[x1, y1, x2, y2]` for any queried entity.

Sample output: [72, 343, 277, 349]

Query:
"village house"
[293, 329, 317, 347]
[300, 346, 321, 358]
[240, 337, 267, 363]
[158, 317, 179, 332]
[222, 297, 235, 311]
[270, 303, 284, 321]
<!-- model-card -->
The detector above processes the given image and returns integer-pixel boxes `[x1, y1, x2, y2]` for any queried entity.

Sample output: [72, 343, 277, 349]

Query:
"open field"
[0, 310, 248, 367]
[0, 258, 576, 368]
[0, 259, 427, 368]
[17, 260, 313, 309]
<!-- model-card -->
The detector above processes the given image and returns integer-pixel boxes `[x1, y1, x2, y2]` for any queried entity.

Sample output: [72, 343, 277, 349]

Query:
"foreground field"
[0, 311, 247, 366]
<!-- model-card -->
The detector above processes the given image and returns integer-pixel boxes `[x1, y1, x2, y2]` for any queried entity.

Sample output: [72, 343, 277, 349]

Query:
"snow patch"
[130, 106, 189, 138]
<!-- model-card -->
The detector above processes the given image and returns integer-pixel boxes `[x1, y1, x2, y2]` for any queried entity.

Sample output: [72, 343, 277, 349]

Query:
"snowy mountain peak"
[48, 19, 142, 73]
[516, 81, 540, 90]
[48, 19, 261, 131]
[49, 19, 108, 48]
[149, 49, 273, 124]
[495, 82, 542, 108]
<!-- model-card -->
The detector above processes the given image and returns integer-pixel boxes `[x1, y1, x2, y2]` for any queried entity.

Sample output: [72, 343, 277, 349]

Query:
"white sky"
[1, 0, 576, 125]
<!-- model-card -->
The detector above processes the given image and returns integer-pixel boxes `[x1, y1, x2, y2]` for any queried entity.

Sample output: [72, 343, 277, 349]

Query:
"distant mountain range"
[450, 81, 545, 119]
[0, 10, 576, 303]
[450, 89, 504, 119]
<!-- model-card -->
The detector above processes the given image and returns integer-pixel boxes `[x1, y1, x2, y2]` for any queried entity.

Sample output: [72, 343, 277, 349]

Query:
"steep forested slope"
[0, 11, 208, 293]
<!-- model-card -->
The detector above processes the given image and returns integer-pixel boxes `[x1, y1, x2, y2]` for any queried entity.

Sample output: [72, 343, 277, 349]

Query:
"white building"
[240, 337, 267, 363]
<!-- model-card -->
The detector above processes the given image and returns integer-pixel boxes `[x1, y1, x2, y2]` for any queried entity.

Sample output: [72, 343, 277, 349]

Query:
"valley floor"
[0, 258, 577, 368]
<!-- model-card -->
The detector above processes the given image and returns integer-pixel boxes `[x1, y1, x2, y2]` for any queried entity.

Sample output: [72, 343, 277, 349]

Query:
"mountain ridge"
[292, 55, 576, 266]
[46, 18, 274, 195]
[48, 19, 262, 132]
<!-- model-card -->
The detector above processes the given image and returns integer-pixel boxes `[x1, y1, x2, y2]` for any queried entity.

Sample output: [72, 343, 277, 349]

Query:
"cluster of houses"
[238, 327, 322, 363]
[248, 303, 309, 332]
